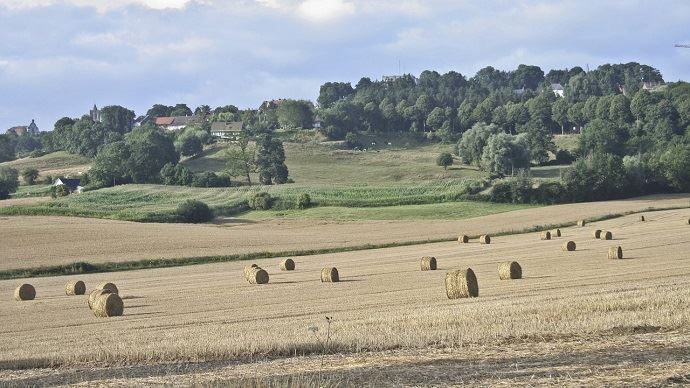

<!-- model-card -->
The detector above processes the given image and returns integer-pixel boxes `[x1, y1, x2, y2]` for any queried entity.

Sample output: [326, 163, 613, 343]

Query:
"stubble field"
[1, 207, 690, 385]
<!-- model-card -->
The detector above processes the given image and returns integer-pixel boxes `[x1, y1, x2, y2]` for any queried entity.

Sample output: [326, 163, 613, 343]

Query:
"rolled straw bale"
[321, 267, 339, 283]
[552, 229, 561, 237]
[498, 261, 522, 280]
[88, 289, 114, 310]
[639, 215, 645, 222]
[562, 241, 576, 251]
[687, 218, 690, 225]
[280, 259, 295, 271]
[457, 235, 469, 243]
[577, 220, 586, 227]
[247, 268, 269, 284]
[540, 231, 551, 240]
[65, 280, 86, 296]
[243, 264, 259, 279]
[600, 231, 613, 240]
[479, 235, 491, 244]
[420, 256, 437, 271]
[445, 268, 478, 299]
[93, 293, 124, 318]
[608, 246, 623, 260]
[14, 284, 35, 301]
[592, 229, 602, 239]
[96, 282, 118, 294]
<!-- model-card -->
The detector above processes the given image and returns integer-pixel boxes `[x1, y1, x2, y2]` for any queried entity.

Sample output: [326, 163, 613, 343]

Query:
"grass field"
[2, 208, 690, 385]
[9, 184, 52, 198]
[0, 151, 91, 182]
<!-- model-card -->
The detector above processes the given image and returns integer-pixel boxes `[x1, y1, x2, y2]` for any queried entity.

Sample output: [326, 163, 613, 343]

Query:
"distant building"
[134, 115, 151, 127]
[382, 74, 417, 84]
[313, 116, 322, 129]
[513, 87, 526, 96]
[53, 177, 83, 194]
[90, 105, 102, 122]
[260, 99, 287, 110]
[154, 116, 198, 131]
[643, 81, 663, 91]
[6, 119, 39, 136]
[550, 83, 565, 98]
[210, 121, 244, 140]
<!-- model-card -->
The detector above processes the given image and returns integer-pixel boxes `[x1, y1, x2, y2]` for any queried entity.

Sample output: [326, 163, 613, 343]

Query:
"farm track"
[0, 193, 688, 271]
[1, 208, 690, 385]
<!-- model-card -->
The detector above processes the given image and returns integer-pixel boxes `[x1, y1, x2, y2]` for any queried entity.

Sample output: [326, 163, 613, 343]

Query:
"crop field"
[1, 208, 690, 386]
[1, 194, 688, 272]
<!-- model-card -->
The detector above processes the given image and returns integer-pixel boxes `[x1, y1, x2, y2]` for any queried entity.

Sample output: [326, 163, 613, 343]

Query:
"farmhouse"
[551, 83, 565, 97]
[210, 121, 244, 141]
[155, 116, 198, 131]
[6, 119, 39, 136]
[53, 178, 83, 194]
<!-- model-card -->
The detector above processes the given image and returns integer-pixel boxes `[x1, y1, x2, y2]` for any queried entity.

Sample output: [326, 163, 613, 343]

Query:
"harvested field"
[0, 194, 688, 271]
[1, 208, 690, 385]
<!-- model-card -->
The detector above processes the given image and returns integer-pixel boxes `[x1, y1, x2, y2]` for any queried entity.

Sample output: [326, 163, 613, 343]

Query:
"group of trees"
[225, 131, 289, 185]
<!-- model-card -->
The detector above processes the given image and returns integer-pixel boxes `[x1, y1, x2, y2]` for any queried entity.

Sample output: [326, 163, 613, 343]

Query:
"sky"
[1, 0, 689, 131]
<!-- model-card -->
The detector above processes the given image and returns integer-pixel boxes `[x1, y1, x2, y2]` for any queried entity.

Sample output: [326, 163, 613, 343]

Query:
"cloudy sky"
[1, 0, 689, 130]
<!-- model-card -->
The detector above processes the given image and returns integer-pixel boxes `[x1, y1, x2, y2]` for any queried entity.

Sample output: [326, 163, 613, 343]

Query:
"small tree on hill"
[436, 152, 454, 170]
[21, 168, 39, 185]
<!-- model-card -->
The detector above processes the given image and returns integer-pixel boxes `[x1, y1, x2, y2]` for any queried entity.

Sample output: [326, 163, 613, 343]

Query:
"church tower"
[90, 104, 102, 122]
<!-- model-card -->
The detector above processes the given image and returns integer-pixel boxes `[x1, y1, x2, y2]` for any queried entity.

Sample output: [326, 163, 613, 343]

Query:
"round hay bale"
[457, 235, 469, 243]
[65, 280, 86, 296]
[93, 293, 124, 318]
[552, 229, 561, 237]
[280, 259, 295, 271]
[247, 268, 269, 284]
[687, 218, 690, 225]
[498, 261, 522, 280]
[420, 256, 437, 271]
[540, 231, 551, 240]
[88, 289, 114, 310]
[14, 284, 36, 301]
[562, 241, 576, 251]
[592, 229, 602, 239]
[639, 215, 645, 222]
[321, 267, 339, 283]
[577, 220, 586, 227]
[243, 264, 259, 279]
[608, 246, 623, 260]
[479, 235, 491, 244]
[445, 268, 478, 299]
[96, 282, 118, 294]
[600, 231, 613, 240]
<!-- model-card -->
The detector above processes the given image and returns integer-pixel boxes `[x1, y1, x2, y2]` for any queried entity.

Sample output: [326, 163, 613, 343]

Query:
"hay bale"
[247, 268, 269, 284]
[14, 284, 36, 301]
[280, 259, 295, 271]
[457, 235, 469, 243]
[577, 220, 586, 227]
[639, 215, 645, 222]
[600, 231, 613, 240]
[88, 289, 114, 310]
[321, 267, 339, 283]
[420, 256, 437, 271]
[552, 229, 561, 237]
[93, 293, 124, 317]
[243, 264, 259, 279]
[540, 231, 551, 240]
[687, 218, 690, 225]
[592, 229, 602, 239]
[445, 268, 478, 299]
[498, 261, 522, 280]
[562, 241, 576, 251]
[65, 280, 86, 296]
[96, 282, 118, 294]
[479, 235, 491, 244]
[608, 246, 623, 260]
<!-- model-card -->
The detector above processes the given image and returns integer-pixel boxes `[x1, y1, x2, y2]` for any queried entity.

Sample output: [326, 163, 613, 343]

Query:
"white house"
[550, 83, 565, 98]
[53, 178, 83, 194]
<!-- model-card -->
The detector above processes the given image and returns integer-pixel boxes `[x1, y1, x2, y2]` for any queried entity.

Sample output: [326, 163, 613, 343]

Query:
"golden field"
[1, 207, 690, 385]
[0, 193, 688, 271]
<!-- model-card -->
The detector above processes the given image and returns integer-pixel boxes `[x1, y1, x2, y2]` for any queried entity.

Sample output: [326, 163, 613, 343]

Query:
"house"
[6, 119, 39, 136]
[134, 115, 151, 127]
[154, 116, 198, 131]
[313, 116, 322, 129]
[210, 121, 244, 140]
[550, 83, 565, 98]
[53, 178, 83, 194]
[259, 99, 287, 110]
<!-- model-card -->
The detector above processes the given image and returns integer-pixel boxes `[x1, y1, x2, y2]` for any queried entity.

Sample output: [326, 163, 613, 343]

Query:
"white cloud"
[297, 0, 355, 22]
[0, 0, 195, 11]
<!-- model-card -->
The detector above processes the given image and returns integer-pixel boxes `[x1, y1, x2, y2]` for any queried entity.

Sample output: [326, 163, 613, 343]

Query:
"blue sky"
[1, 0, 689, 130]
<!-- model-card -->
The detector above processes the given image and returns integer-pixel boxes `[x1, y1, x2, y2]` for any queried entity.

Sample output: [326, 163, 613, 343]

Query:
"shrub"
[533, 181, 566, 204]
[555, 149, 575, 165]
[192, 172, 232, 187]
[51, 184, 70, 198]
[176, 199, 214, 223]
[436, 152, 454, 170]
[21, 168, 39, 185]
[344, 132, 359, 149]
[297, 193, 312, 209]
[248, 192, 273, 210]
[0, 166, 19, 199]
[490, 181, 512, 203]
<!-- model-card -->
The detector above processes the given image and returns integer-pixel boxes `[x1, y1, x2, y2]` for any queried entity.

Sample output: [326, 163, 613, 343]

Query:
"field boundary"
[1, 206, 687, 280]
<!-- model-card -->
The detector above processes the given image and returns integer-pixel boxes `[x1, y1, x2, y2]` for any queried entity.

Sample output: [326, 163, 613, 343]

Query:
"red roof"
[155, 117, 175, 125]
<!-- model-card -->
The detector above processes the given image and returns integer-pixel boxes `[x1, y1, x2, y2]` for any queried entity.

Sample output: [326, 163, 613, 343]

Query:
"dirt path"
[0, 194, 688, 271]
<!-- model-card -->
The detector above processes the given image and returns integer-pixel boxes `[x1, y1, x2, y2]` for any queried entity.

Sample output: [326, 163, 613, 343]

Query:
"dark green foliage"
[50, 184, 70, 198]
[555, 149, 575, 164]
[659, 144, 690, 191]
[248, 192, 273, 210]
[344, 132, 359, 149]
[0, 166, 19, 199]
[436, 152, 454, 170]
[276, 100, 314, 129]
[255, 133, 289, 185]
[0, 135, 16, 162]
[192, 172, 232, 188]
[176, 199, 213, 223]
[21, 168, 39, 185]
[562, 152, 628, 202]
[318, 82, 355, 108]
[100, 105, 135, 134]
[176, 134, 203, 157]
[297, 193, 311, 209]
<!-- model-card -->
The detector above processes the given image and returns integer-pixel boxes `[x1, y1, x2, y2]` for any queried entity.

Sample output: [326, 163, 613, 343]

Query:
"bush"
[192, 172, 232, 187]
[21, 168, 39, 185]
[555, 149, 575, 165]
[0, 166, 19, 199]
[297, 193, 311, 209]
[533, 181, 566, 204]
[248, 192, 273, 210]
[50, 184, 70, 198]
[344, 132, 359, 149]
[489, 181, 512, 203]
[176, 200, 214, 223]
[436, 152, 454, 170]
